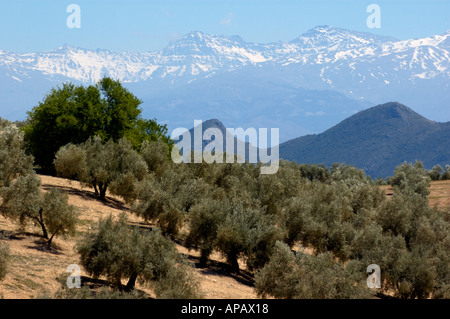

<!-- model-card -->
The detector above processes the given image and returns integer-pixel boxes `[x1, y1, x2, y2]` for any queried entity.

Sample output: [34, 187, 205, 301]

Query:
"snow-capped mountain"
[3, 26, 448, 85]
[0, 25, 449, 140]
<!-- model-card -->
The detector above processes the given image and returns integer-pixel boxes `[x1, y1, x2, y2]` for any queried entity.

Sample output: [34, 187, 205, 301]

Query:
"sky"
[0, 0, 449, 53]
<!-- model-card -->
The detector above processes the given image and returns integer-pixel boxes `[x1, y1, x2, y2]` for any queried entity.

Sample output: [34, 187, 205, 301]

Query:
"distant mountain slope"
[279, 102, 450, 178]
[142, 67, 371, 141]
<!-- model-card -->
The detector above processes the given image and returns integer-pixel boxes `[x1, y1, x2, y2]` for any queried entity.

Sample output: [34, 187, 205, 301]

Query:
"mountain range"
[187, 103, 450, 178]
[1, 25, 449, 142]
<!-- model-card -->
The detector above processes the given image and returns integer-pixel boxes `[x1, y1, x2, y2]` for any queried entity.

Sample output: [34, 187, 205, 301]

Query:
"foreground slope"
[0, 175, 256, 299]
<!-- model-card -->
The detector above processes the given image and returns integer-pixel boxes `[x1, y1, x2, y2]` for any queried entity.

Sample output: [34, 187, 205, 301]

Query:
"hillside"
[0, 175, 256, 299]
[0, 174, 449, 299]
[279, 102, 450, 178]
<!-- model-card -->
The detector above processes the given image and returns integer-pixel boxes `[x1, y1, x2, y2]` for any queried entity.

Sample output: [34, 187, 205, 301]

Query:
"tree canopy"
[22, 78, 170, 171]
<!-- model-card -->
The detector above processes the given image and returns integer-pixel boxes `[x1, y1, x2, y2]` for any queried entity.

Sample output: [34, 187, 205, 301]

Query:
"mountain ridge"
[279, 102, 450, 178]
[190, 102, 449, 178]
[1, 26, 448, 84]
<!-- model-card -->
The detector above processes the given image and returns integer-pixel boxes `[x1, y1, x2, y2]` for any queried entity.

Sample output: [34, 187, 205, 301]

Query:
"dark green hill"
[279, 102, 450, 178]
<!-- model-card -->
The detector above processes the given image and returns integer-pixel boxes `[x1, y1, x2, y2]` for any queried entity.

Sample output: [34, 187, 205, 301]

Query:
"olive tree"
[390, 161, 431, 197]
[76, 214, 201, 298]
[255, 241, 373, 299]
[0, 173, 78, 247]
[185, 198, 230, 266]
[215, 204, 283, 273]
[131, 165, 215, 236]
[428, 164, 443, 181]
[441, 165, 450, 180]
[54, 136, 148, 202]
[140, 138, 171, 177]
[0, 123, 34, 188]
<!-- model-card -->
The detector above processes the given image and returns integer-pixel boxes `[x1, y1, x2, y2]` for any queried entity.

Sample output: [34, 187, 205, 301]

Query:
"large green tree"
[23, 77, 169, 171]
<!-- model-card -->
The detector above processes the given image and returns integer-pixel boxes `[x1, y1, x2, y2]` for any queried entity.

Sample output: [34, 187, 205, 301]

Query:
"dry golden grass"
[380, 179, 450, 210]
[0, 174, 256, 299]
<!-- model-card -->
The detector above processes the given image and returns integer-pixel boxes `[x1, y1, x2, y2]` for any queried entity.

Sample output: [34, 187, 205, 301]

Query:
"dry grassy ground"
[380, 179, 450, 209]
[0, 174, 256, 299]
[1, 176, 449, 299]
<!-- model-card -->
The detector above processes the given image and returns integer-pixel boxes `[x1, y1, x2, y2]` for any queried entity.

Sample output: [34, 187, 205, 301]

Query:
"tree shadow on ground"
[181, 249, 255, 288]
[80, 276, 152, 298]
[41, 183, 128, 211]
[26, 236, 64, 255]
[127, 220, 153, 232]
[0, 229, 22, 241]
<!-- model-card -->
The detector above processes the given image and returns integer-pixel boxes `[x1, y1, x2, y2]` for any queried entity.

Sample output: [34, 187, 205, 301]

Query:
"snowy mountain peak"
[53, 43, 89, 53]
[291, 26, 398, 51]
[0, 25, 448, 95]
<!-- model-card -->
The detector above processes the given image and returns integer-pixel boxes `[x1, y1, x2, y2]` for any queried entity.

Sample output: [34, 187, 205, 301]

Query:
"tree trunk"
[228, 254, 240, 274]
[199, 252, 209, 267]
[99, 183, 108, 200]
[36, 210, 48, 239]
[47, 227, 62, 248]
[125, 272, 138, 292]
[47, 235, 55, 248]
[39, 222, 48, 240]
[93, 183, 99, 195]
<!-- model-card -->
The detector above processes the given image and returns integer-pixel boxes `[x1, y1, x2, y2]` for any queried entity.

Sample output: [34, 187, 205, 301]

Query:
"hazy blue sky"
[0, 0, 449, 53]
